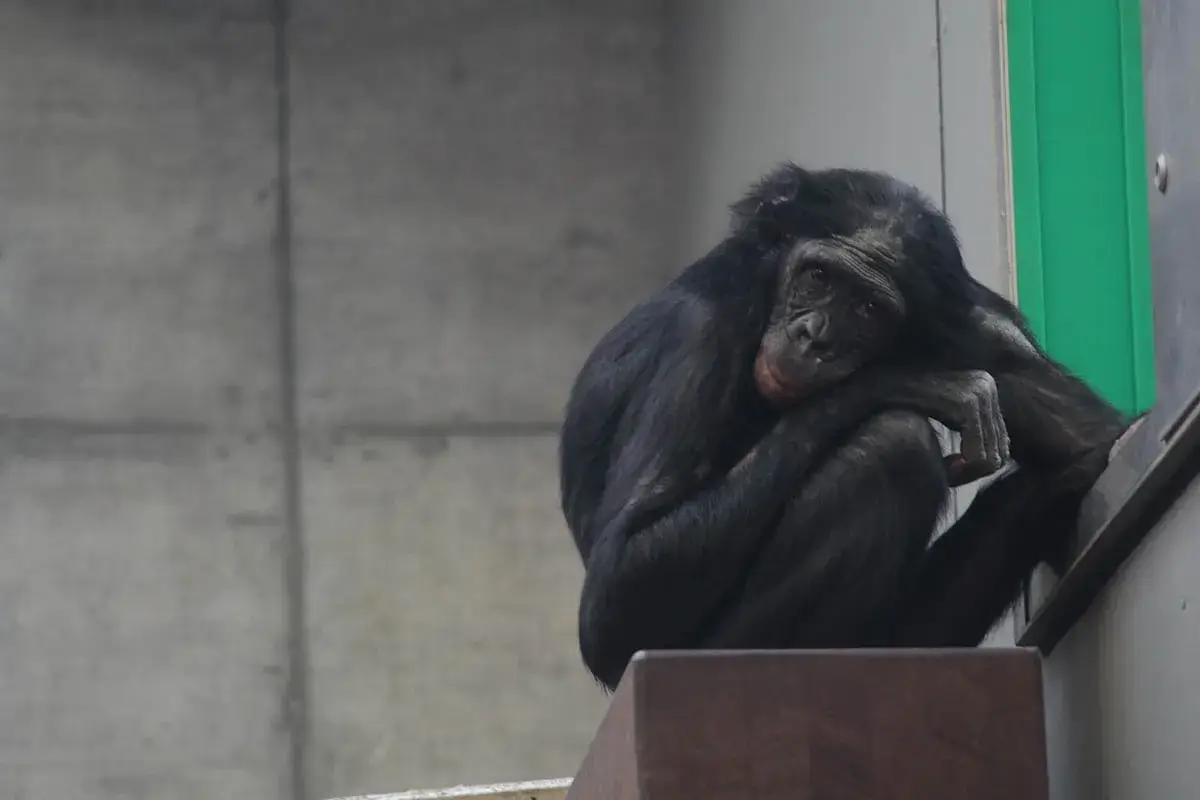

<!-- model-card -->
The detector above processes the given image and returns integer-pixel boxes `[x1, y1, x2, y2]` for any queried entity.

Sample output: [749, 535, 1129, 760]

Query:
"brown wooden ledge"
[567, 648, 1048, 800]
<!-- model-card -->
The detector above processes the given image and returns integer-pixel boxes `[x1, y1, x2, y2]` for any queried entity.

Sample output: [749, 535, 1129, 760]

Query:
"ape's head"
[730, 163, 978, 405]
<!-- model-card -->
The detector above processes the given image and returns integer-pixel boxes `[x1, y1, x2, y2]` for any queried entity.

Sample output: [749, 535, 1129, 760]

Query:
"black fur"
[560, 163, 1128, 691]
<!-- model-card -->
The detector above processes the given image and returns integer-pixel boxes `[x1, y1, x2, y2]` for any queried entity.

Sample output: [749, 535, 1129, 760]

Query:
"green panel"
[1005, 0, 1155, 415]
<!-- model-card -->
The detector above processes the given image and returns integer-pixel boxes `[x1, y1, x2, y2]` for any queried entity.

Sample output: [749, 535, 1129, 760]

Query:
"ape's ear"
[728, 161, 813, 240]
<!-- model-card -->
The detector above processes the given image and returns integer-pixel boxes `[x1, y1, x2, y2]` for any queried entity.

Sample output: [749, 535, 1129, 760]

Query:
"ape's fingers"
[983, 390, 1009, 469]
[959, 403, 988, 473]
[945, 454, 996, 487]
[977, 397, 1000, 472]
[951, 388, 1008, 485]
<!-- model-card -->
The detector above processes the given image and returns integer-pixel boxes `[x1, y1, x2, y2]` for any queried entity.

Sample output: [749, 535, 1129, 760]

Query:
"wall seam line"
[271, 2, 310, 799]
[934, 0, 949, 212]
[933, 0, 961, 523]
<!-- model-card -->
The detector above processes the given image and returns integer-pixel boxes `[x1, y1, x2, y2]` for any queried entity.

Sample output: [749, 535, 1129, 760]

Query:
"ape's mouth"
[754, 352, 800, 405]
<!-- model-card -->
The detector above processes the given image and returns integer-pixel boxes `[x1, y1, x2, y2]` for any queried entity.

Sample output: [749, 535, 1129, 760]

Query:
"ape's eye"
[858, 299, 879, 316]
[803, 266, 829, 288]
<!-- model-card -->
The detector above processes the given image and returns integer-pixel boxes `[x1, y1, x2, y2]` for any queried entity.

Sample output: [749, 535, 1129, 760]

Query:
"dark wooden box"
[567, 649, 1048, 800]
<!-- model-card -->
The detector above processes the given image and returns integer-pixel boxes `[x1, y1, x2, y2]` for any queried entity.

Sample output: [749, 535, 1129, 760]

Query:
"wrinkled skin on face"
[755, 234, 906, 406]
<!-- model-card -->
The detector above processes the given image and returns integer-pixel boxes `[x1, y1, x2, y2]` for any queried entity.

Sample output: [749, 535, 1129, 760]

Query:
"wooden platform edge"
[568, 648, 1049, 800]
[327, 777, 573, 800]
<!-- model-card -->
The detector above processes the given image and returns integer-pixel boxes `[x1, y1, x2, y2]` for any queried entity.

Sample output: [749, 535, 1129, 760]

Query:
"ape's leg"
[578, 368, 1007, 690]
[700, 411, 951, 649]
[890, 446, 1108, 646]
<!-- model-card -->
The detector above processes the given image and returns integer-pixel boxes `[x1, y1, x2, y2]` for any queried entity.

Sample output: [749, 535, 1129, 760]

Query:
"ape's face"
[754, 233, 905, 405]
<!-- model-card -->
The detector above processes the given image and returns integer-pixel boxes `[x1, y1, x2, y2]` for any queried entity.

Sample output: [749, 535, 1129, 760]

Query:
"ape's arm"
[967, 303, 1129, 468]
[856, 301, 1127, 648]
[995, 360, 1128, 468]
[893, 442, 1111, 645]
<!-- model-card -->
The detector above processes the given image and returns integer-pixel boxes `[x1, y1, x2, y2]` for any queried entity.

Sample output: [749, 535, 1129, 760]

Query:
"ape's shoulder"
[579, 290, 718, 377]
[662, 289, 726, 342]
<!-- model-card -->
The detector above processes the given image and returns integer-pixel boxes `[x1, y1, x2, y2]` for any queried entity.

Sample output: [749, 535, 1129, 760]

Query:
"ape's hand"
[926, 370, 1012, 486]
[865, 369, 1012, 486]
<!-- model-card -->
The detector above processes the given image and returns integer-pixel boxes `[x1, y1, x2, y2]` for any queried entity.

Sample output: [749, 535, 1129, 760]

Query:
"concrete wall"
[289, 2, 673, 795]
[1042, 475, 1200, 800]
[0, 1, 671, 798]
[0, 4, 291, 799]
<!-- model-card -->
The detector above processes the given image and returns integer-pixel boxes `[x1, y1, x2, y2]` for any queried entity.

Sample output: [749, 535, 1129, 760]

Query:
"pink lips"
[754, 353, 791, 405]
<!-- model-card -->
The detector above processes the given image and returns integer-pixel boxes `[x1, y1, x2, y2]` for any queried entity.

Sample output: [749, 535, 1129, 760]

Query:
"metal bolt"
[1154, 153, 1170, 194]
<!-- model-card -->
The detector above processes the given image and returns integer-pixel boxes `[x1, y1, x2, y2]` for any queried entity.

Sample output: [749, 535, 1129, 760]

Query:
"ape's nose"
[787, 313, 831, 351]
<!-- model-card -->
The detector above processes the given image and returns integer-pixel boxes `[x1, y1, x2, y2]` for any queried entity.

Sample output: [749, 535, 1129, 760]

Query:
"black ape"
[559, 164, 1128, 691]
[753, 219, 1009, 487]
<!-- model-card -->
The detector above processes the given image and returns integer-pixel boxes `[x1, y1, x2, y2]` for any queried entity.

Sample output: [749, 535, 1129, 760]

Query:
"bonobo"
[754, 231, 1009, 487]
[559, 163, 1128, 691]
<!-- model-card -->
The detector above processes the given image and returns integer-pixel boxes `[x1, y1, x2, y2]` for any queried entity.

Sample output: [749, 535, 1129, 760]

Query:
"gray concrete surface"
[1043, 473, 1200, 800]
[288, 1, 670, 795]
[303, 438, 594, 795]
[669, 0, 944, 263]
[0, 3, 292, 799]
[289, 0, 673, 429]
[0, 439, 291, 799]
[0, 1, 281, 427]
[1, 1, 667, 798]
